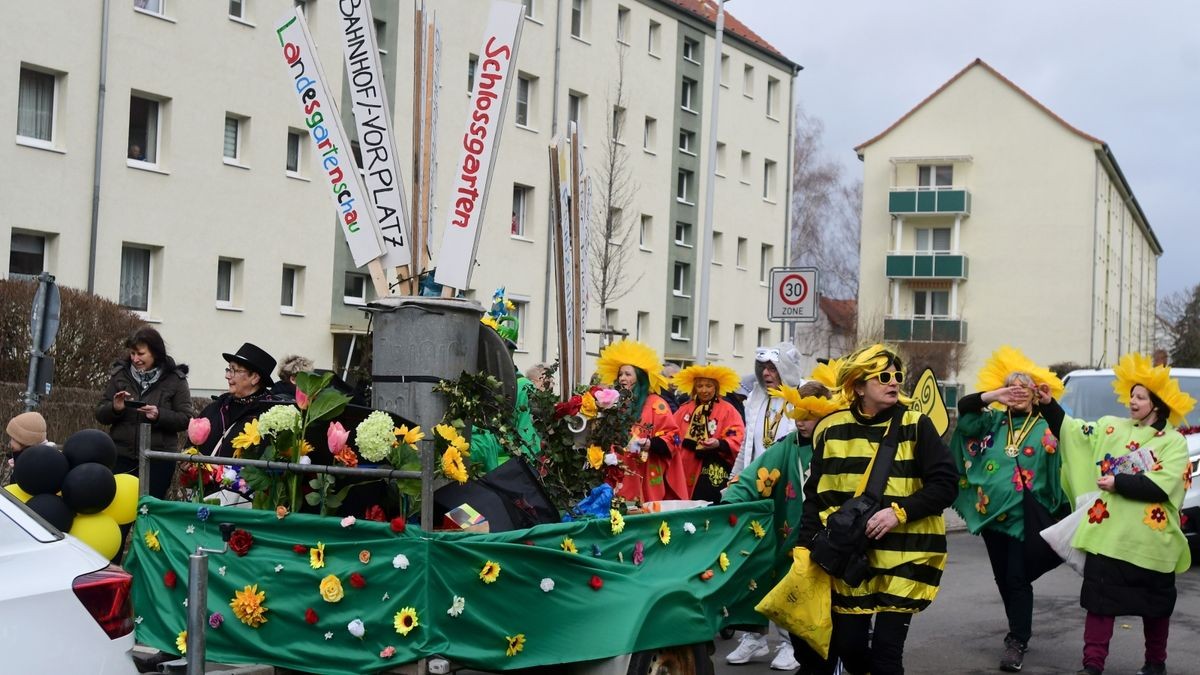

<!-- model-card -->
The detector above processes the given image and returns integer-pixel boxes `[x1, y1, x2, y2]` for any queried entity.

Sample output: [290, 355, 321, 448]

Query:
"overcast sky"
[729, 0, 1199, 298]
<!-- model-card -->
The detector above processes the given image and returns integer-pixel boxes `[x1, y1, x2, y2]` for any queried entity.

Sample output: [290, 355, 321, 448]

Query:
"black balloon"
[61, 463, 118, 514]
[63, 429, 118, 469]
[27, 493, 76, 532]
[13, 444, 70, 495]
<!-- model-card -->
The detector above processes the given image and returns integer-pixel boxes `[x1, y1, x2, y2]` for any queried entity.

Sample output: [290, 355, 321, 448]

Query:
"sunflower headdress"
[673, 364, 740, 397]
[1112, 353, 1196, 426]
[975, 346, 1064, 404]
[832, 344, 913, 408]
[596, 340, 669, 393]
[809, 358, 843, 390]
[769, 383, 840, 422]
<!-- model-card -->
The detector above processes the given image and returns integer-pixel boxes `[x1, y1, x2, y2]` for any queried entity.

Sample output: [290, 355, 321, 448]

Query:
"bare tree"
[588, 49, 641, 345]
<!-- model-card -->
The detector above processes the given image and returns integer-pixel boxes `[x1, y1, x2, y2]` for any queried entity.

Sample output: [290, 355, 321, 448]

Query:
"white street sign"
[769, 267, 819, 323]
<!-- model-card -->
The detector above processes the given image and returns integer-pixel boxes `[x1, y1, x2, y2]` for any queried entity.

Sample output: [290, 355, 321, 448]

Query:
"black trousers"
[791, 611, 913, 675]
[981, 528, 1035, 644]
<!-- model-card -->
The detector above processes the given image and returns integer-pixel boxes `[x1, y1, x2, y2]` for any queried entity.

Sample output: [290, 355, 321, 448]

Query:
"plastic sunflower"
[769, 384, 839, 422]
[393, 607, 419, 636]
[718, 552, 730, 572]
[560, 537, 578, 554]
[230, 418, 261, 456]
[505, 633, 526, 657]
[749, 520, 766, 539]
[1112, 353, 1197, 426]
[309, 541, 325, 569]
[609, 509, 625, 534]
[442, 447, 469, 484]
[175, 630, 187, 655]
[658, 521, 671, 545]
[479, 560, 501, 584]
[396, 424, 425, 446]
[229, 584, 268, 627]
[143, 529, 161, 551]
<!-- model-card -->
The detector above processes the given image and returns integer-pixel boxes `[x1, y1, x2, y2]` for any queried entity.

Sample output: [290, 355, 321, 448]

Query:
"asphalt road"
[713, 530, 1200, 675]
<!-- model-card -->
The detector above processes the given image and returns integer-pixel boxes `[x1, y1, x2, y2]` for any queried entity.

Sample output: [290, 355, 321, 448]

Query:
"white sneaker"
[770, 640, 801, 670]
[726, 632, 770, 664]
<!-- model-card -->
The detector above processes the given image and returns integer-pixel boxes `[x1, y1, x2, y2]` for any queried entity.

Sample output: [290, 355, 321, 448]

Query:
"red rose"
[553, 395, 583, 419]
[589, 575, 603, 591]
[293, 544, 308, 554]
[364, 505, 386, 522]
[728, 514, 738, 526]
[349, 572, 366, 589]
[390, 517, 407, 534]
[164, 570, 177, 589]
[229, 528, 254, 556]
[304, 608, 318, 625]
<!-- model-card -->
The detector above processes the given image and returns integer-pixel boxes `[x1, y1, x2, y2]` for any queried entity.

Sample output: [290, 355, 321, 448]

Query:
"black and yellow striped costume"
[800, 405, 958, 614]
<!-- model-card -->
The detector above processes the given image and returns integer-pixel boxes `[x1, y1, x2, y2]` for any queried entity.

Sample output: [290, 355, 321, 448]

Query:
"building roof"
[854, 58, 1161, 254]
[662, 0, 801, 72]
[819, 297, 857, 333]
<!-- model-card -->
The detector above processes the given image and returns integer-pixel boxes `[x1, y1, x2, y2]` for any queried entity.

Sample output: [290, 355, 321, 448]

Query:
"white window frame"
[639, 214, 652, 250]
[642, 116, 657, 152]
[762, 159, 777, 201]
[913, 289, 951, 318]
[715, 142, 726, 176]
[672, 262, 690, 297]
[119, 244, 156, 316]
[671, 315, 689, 341]
[223, 113, 246, 165]
[719, 54, 730, 88]
[742, 64, 755, 98]
[678, 128, 696, 155]
[707, 320, 719, 355]
[766, 76, 780, 118]
[681, 78, 697, 113]
[918, 164, 954, 189]
[740, 150, 751, 184]
[648, 21, 661, 56]
[16, 66, 59, 149]
[711, 230, 724, 265]
[134, 0, 167, 18]
[570, 0, 587, 40]
[682, 37, 699, 64]
[467, 55, 478, 93]
[611, 105, 625, 143]
[636, 311, 649, 341]
[568, 92, 585, 137]
[228, 0, 249, 23]
[280, 264, 304, 315]
[374, 18, 388, 55]
[522, 0, 536, 20]
[616, 6, 630, 44]
[508, 294, 531, 351]
[512, 184, 531, 238]
[8, 231, 49, 277]
[127, 93, 164, 169]
[286, 128, 305, 176]
[759, 244, 773, 284]
[344, 272, 369, 306]
[736, 236, 748, 269]
[674, 221, 692, 247]
[757, 327, 771, 348]
[676, 169, 694, 204]
[732, 323, 744, 357]
[215, 257, 242, 310]
[914, 227, 953, 253]
[515, 75, 533, 128]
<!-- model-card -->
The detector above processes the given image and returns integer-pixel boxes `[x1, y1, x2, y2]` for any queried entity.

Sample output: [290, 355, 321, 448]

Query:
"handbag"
[809, 407, 904, 585]
[754, 547, 833, 658]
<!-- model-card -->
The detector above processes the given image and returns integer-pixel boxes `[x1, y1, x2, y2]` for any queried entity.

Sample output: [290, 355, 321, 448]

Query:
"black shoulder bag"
[809, 407, 905, 586]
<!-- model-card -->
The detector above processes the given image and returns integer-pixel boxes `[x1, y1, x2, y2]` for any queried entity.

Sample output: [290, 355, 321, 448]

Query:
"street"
[713, 530, 1200, 674]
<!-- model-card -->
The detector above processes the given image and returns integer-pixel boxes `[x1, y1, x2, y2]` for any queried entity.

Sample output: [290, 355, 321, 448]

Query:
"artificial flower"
[164, 570, 177, 589]
[230, 419, 261, 455]
[749, 520, 766, 539]
[356, 410, 399, 462]
[579, 392, 598, 419]
[718, 552, 730, 572]
[294, 544, 308, 554]
[683, 522, 696, 534]
[144, 529, 161, 551]
[748, 579, 758, 591]
[975, 487, 990, 515]
[359, 550, 372, 564]
[257, 405, 301, 437]
[756, 467, 782, 497]
[1087, 499, 1110, 524]
[296, 439, 315, 458]
[304, 608, 318, 625]
[589, 575, 603, 590]
[699, 569, 715, 581]
[348, 619, 365, 639]
[229, 528, 254, 556]
[540, 577, 556, 592]
[139, 504, 149, 515]
[587, 445, 605, 470]
[187, 417, 211, 446]
[447, 595, 465, 617]
[273, 564, 284, 573]
[295, 388, 309, 410]
[327, 421, 350, 456]
[364, 505, 386, 522]
[380, 646, 396, 659]
[324, 632, 333, 640]
[333, 445, 359, 467]
[480, 560, 501, 583]
[728, 514, 738, 526]
[390, 517, 407, 533]
[175, 630, 187, 655]
[1144, 504, 1168, 531]
[396, 424, 425, 446]
[561, 537, 578, 554]
[506, 633, 526, 657]
[610, 509, 625, 534]
[185, 524, 195, 535]
[319, 575, 344, 603]
[341, 516, 357, 528]
[276, 505, 289, 519]
[442, 446, 469, 483]
[217, 566, 226, 576]
[394, 607, 419, 636]
[658, 521, 671, 545]
[208, 612, 223, 629]
[594, 387, 620, 409]
[310, 542, 326, 569]
[633, 541, 645, 566]
[196, 507, 209, 521]
[393, 554, 410, 570]
[230, 584, 268, 627]
[591, 543, 603, 557]
[554, 395, 583, 419]
[349, 573, 366, 589]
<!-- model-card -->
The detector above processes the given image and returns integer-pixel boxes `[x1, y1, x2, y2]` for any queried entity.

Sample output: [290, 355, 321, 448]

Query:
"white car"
[1060, 368, 1200, 555]
[0, 490, 138, 674]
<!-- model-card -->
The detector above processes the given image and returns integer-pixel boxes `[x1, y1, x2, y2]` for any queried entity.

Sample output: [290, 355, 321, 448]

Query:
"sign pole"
[694, 0, 728, 364]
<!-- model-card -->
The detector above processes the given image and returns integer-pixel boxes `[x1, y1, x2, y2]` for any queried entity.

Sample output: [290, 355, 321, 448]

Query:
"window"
[522, 0, 535, 19]
[607, 207, 624, 243]
[515, 75, 533, 127]
[509, 298, 529, 349]
[611, 105, 625, 142]
[742, 64, 755, 97]
[9, 232, 47, 276]
[119, 245, 152, 312]
[676, 169, 694, 203]
[913, 290, 950, 317]
[762, 159, 777, 200]
[223, 114, 244, 162]
[568, 92, 585, 136]
[707, 321, 719, 355]
[716, 142, 726, 175]
[605, 307, 619, 332]
[216, 258, 242, 309]
[681, 78, 697, 112]
[344, 272, 368, 305]
[918, 164, 953, 188]
[643, 116, 657, 151]
[732, 323, 744, 356]
[570, 0, 586, 39]
[678, 129, 695, 154]
[512, 184, 531, 236]
[636, 311, 649, 341]
[135, 0, 164, 15]
[228, 0, 245, 20]
[915, 228, 952, 252]
[616, 6, 630, 43]
[673, 262, 690, 296]
[639, 214, 652, 248]
[766, 76, 780, 117]
[286, 129, 303, 174]
[16, 67, 57, 145]
[647, 21, 661, 55]
[674, 221, 692, 246]
[740, 150, 751, 183]
[712, 231, 724, 264]
[374, 19, 387, 55]
[128, 94, 160, 164]
[720, 54, 730, 87]
[759, 243, 774, 283]
[281, 265, 303, 313]
[736, 236, 748, 268]
[671, 315, 689, 341]
[757, 327, 771, 347]
[350, 141, 363, 170]
[682, 38, 699, 63]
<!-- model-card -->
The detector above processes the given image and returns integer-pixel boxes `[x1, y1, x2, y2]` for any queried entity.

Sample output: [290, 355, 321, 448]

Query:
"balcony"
[885, 252, 968, 280]
[888, 187, 971, 216]
[883, 316, 967, 343]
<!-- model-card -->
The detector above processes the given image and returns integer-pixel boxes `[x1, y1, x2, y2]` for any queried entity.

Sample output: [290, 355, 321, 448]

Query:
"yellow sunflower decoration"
[975, 345, 1064, 404]
[768, 383, 840, 422]
[595, 340, 670, 393]
[672, 364, 741, 397]
[1112, 353, 1196, 426]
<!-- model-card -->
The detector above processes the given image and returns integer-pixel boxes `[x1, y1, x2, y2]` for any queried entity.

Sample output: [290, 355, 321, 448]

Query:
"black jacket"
[95, 360, 193, 459]
[196, 389, 279, 458]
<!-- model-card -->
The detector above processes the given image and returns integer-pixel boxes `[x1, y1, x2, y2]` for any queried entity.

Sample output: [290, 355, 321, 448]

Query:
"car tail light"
[72, 566, 134, 639]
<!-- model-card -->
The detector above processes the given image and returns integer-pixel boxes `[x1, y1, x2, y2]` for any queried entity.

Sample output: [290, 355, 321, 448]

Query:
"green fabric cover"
[470, 377, 543, 472]
[128, 497, 774, 673]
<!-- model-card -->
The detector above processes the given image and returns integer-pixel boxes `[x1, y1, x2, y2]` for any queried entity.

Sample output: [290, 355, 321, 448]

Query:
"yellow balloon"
[4, 482, 32, 503]
[70, 513, 122, 559]
[101, 474, 140, 525]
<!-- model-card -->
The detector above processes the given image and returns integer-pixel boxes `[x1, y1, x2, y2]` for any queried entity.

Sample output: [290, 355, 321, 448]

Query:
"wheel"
[627, 642, 714, 675]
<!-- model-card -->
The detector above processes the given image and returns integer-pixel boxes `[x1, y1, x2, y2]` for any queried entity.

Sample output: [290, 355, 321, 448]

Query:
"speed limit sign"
[769, 267, 818, 323]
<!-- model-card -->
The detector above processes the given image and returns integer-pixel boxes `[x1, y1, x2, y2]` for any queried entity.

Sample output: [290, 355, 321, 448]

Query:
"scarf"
[130, 364, 162, 393]
[687, 399, 715, 442]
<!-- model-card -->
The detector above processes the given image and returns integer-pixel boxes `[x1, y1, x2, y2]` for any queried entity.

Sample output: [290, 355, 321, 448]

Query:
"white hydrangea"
[257, 405, 301, 437]
[356, 410, 397, 462]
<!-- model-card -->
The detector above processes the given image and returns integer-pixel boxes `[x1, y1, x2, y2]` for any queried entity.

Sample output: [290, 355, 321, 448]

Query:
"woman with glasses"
[796, 344, 957, 675]
[951, 346, 1068, 672]
[95, 327, 193, 499]
[195, 343, 279, 457]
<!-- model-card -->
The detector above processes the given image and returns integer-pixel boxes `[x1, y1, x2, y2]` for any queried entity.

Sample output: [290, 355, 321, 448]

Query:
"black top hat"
[222, 343, 276, 386]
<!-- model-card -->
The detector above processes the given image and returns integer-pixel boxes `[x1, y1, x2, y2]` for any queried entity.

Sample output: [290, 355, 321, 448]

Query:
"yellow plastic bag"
[754, 546, 832, 658]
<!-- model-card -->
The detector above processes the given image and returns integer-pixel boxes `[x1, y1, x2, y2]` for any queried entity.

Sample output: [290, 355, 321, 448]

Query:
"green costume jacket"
[469, 377, 543, 472]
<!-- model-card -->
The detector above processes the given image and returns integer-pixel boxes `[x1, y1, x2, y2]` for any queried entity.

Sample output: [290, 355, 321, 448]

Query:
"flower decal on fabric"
[480, 561, 501, 583]
[209, 612, 223, 629]
[540, 578, 555, 592]
[196, 507, 210, 521]
[229, 529, 253, 556]
[718, 552, 730, 572]
[606, 508, 624, 534]
[348, 618, 366, 639]
[164, 570, 178, 589]
[975, 486, 989, 515]
[359, 550, 371, 564]
[589, 575, 604, 590]
[305, 608, 318, 625]
[958, 477, 970, 489]
[447, 596, 465, 617]
[1011, 467, 1035, 492]
[1127, 440, 1141, 451]
[394, 607, 419, 636]
[390, 517, 407, 533]
[1184, 463, 1194, 491]
[1041, 428, 1058, 453]
[230, 585, 268, 627]
[310, 542, 326, 569]
[561, 537, 578, 554]
[982, 433, 995, 448]
[633, 540, 645, 566]
[319, 575, 344, 603]
[1087, 499, 1110, 524]
[380, 646, 396, 659]
[349, 573, 366, 589]
[175, 630, 187, 655]
[1081, 423, 1094, 436]
[699, 569, 715, 581]
[756, 467, 782, 497]
[658, 521, 671, 545]
[984, 460, 998, 473]
[393, 554, 410, 570]
[785, 482, 797, 500]
[341, 516, 357, 528]
[506, 633, 526, 657]
[1105, 425, 1115, 435]
[144, 529, 161, 552]
[749, 520, 766, 539]
[683, 521, 696, 534]
[1144, 504, 1168, 531]
[966, 439, 981, 456]
[1022, 446, 1035, 457]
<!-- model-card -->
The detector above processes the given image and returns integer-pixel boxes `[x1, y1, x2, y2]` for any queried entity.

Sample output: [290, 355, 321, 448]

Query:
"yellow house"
[855, 59, 1160, 400]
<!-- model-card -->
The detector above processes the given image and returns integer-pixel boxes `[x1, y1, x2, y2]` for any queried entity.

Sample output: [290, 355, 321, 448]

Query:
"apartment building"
[2, 0, 797, 392]
[855, 59, 1160, 398]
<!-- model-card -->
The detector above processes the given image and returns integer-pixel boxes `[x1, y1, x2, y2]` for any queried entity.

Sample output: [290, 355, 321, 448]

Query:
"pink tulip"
[296, 389, 309, 410]
[187, 417, 211, 446]
[594, 388, 620, 409]
[327, 421, 350, 455]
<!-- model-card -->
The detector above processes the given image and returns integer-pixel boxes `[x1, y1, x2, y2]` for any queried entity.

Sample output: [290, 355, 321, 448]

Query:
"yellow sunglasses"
[866, 370, 904, 385]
